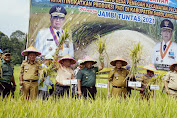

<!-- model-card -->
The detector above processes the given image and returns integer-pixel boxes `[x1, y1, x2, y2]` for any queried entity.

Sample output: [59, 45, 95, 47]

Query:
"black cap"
[3, 49, 11, 56]
[49, 5, 67, 17]
[160, 19, 173, 30]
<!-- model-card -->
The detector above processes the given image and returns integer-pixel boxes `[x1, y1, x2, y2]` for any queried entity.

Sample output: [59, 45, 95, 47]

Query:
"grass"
[0, 66, 177, 118]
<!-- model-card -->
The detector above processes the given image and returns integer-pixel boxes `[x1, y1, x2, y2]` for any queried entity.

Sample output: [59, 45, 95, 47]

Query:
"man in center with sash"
[152, 19, 177, 70]
[35, 5, 74, 57]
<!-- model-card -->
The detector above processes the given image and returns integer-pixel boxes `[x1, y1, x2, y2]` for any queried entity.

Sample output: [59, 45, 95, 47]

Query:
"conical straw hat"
[58, 54, 76, 65]
[21, 45, 41, 56]
[80, 56, 97, 65]
[169, 62, 177, 71]
[110, 56, 127, 66]
[143, 64, 157, 72]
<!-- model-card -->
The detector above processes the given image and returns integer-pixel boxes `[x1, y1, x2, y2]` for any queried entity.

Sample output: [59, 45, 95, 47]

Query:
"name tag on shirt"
[47, 39, 53, 41]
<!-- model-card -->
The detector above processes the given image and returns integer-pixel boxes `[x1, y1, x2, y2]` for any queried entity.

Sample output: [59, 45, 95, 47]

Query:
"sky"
[0, 0, 30, 37]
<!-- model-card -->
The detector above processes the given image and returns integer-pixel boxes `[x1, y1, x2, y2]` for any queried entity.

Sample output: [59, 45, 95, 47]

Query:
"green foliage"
[0, 30, 25, 65]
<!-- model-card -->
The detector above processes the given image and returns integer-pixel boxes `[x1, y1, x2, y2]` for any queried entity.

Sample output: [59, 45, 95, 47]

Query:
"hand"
[20, 81, 23, 85]
[107, 92, 110, 97]
[77, 91, 82, 96]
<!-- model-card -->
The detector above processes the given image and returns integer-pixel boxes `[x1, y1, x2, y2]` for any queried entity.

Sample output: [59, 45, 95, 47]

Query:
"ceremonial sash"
[49, 26, 59, 46]
[160, 40, 172, 59]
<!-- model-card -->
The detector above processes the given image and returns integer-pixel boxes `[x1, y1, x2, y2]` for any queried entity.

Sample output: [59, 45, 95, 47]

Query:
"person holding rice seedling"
[107, 57, 129, 98]
[138, 64, 157, 100]
[20, 45, 41, 100]
[164, 62, 177, 97]
[35, 5, 74, 58]
[0, 50, 16, 98]
[54, 54, 76, 98]
[76, 56, 104, 100]
[38, 55, 54, 100]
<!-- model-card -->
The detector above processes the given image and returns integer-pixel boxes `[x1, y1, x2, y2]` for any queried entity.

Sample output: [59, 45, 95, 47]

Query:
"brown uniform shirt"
[140, 75, 152, 88]
[20, 60, 41, 80]
[108, 67, 128, 87]
[165, 71, 177, 90]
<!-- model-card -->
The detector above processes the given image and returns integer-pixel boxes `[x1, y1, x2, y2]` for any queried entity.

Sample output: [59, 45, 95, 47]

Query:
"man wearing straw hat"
[19, 45, 41, 100]
[35, 5, 74, 58]
[107, 57, 129, 98]
[139, 64, 157, 99]
[152, 19, 177, 70]
[0, 50, 16, 98]
[76, 56, 104, 100]
[54, 54, 76, 98]
[164, 62, 177, 97]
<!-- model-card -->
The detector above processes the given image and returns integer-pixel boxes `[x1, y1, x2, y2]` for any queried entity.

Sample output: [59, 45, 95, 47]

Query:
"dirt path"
[75, 30, 156, 67]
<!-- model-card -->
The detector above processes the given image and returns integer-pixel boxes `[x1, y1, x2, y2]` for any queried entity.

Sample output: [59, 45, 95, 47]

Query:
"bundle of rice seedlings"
[143, 74, 164, 95]
[94, 35, 108, 63]
[127, 42, 143, 80]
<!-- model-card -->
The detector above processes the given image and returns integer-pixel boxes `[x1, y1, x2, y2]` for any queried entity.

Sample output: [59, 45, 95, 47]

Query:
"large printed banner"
[29, 0, 177, 71]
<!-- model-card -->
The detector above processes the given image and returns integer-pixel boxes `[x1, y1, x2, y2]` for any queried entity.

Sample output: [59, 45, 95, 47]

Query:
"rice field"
[0, 66, 177, 118]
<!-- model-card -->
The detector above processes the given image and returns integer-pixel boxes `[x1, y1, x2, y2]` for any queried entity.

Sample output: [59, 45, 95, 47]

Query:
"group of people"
[1, 5, 177, 100]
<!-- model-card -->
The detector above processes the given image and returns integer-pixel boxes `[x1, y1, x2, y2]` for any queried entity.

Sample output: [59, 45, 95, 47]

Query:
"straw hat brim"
[110, 60, 127, 66]
[80, 60, 97, 65]
[143, 66, 157, 72]
[21, 50, 41, 56]
[169, 63, 177, 71]
[58, 58, 77, 65]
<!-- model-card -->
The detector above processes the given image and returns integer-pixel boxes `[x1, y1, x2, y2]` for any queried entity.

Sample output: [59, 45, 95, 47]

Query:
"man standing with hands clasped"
[35, 5, 74, 57]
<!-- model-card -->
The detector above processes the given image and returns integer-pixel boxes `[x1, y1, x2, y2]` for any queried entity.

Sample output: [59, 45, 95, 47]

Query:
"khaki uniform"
[165, 71, 177, 96]
[20, 60, 41, 99]
[108, 67, 128, 98]
[139, 75, 153, 99]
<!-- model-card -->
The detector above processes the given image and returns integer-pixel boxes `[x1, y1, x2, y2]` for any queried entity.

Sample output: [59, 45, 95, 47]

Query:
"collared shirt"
[108, 67, 128, 87]
[152, 41, 177, 65]
[35, 28, 74, 57]
[76, 67, 98, 87]
[20, 60, 41, 80]
[0, 59, 14, 83]
[55, 63, 74, 86]
[38, 64, 53, 91]
[165, 71, 177, 90]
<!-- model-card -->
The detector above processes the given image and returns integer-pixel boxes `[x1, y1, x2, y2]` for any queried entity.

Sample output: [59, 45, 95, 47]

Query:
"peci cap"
[49, 5, 67, 18]
[160, 19, 174, 31]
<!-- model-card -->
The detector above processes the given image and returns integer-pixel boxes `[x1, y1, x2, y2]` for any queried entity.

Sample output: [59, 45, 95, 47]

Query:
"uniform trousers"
[0, 82, 12, 98]
[81, 86, 97, 100]
[22, 80, 38, 100]
[55, 83, 70, 98]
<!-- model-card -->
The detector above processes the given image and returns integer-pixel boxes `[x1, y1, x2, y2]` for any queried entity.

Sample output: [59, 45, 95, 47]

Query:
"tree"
[10, 30, 26, 42]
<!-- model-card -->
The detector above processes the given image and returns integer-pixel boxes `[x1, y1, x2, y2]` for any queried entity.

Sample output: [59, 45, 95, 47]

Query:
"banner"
[29, 0, 177, 70]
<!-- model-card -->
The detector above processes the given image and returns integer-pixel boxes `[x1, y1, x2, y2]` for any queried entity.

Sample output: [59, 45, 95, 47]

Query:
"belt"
[113, 86, 127, 89]
[24, 80, 38, 82]
[82, 86, 95, 89]
[169, 88, 177, 92]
